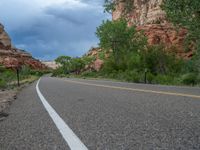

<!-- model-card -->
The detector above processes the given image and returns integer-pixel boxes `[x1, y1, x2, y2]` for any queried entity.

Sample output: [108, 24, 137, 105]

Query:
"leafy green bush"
[126, 71, 141, 82]
[181, 73, 199, 85]
[127, 53, 142, 71]
[153, 74, 176, 85]
[141, 45, 183, 75]
[20, 66, 31, 77]
[19, 66, 48, 78]
[146, 72, 155, 84]
[101, 56, 118, 73]
[0, 79, 6, 89]
[98, 51, 106, 60]
[112, 70, 141, 82]
[81, 71, 98, 78]
[0, 69, 16, 89]
[52, 67, 65, 77]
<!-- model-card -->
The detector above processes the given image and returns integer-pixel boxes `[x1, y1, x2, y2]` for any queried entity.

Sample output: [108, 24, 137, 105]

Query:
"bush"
[146, 72, 155, 84]
[153, 74, 176, 85]
[181, 73, 199, 85]
[81, 71, 98, 78]
[141, 45, 183, 75]
[20, 66, 31, 78]
[115, 70, 141, 82]
[0, 79, 6, 89]
[52, 67, 65, 77]
[101, 56, 118, 73]
[0, 69, 16, 89]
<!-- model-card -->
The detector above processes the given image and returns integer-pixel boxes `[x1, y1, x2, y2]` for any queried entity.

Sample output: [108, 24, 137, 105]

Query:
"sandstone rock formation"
[112, 0, 193, 58]
[113, 0, 165, 26]
[42, 61, 60, 70]
[0, 23, 46, 69]
[0, 24, 11, 48]
[85, 47, 104, 71]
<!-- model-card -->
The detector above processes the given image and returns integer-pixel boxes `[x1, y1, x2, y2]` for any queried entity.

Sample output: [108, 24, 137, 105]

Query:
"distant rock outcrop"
[42, 61, 60, 70]
[0, 23, 46, 69]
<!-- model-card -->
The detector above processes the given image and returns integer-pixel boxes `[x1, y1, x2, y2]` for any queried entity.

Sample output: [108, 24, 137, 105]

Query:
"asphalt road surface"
[1, 77, 200, 150]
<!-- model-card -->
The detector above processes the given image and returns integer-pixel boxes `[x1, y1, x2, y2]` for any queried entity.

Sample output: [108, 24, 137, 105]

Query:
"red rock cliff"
[113, 0, 193, 58]
[0, 23, 46, 69]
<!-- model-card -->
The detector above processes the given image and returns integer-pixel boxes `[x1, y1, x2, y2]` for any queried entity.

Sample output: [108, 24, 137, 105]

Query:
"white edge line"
[36, 78, 88, 150]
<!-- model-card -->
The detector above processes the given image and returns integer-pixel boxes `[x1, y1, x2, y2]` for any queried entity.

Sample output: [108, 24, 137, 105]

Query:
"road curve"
[1, 77, 200, 150]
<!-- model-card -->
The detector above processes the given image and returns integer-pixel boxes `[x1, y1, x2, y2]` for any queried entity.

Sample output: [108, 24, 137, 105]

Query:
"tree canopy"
[163, 0, 200, 52]
[96, 19, 146, 68]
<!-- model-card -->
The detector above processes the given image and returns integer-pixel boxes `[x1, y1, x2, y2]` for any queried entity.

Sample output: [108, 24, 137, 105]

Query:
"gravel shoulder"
[0, 76, 39, 121]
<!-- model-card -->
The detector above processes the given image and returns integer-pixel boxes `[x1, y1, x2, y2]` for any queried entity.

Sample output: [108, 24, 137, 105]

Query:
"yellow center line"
[63, 79, 200, 99]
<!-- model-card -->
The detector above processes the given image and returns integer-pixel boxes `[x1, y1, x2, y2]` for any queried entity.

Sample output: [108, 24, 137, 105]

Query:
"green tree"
[55, 56, 72, 74]
[163, 0, 200, 52]
[55, 56, 71, 65]
[96, 19, 146, 69]
[141, 45, 183, 75]
[70, 58, 85, 75]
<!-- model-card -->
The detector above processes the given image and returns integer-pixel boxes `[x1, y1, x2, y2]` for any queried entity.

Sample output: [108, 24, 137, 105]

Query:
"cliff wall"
[112, 0, 193, 58]
[0, 23, 46, 69]
[113, 0, 165, 25]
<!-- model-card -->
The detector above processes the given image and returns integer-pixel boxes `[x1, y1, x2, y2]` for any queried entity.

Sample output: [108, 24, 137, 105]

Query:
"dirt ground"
[0, 90, 17, 120]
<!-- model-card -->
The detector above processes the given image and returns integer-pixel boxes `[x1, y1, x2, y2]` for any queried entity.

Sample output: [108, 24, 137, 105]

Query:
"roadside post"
[16, 67, 20, 87]
[144, 68, 148, 84]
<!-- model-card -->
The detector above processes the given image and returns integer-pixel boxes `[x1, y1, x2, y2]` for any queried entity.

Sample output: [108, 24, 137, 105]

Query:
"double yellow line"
[63, 79, 200, 99]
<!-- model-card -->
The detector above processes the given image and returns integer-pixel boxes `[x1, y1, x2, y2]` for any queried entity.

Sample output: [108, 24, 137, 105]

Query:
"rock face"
[0, 23, 46, 69]
[113, 0, 193, 58]
[85, 47, 104, 71]
[113, 0, 165, 26]
[42, 61, 60, 70]
[0, 24, 11, 48]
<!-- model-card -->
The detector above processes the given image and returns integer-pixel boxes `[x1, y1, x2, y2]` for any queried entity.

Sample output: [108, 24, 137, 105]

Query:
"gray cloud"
[0, 0, 110, 60]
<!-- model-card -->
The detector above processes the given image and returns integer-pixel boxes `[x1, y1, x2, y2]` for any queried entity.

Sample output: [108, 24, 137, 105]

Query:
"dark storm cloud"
[0, 0, 110, 60]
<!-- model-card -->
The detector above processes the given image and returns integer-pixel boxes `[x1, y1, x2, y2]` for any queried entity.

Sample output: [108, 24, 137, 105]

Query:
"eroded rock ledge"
[0, 23, 46, 69]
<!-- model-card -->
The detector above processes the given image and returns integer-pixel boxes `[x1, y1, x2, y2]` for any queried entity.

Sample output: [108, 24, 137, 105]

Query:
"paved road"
[1, 77, 200, 150]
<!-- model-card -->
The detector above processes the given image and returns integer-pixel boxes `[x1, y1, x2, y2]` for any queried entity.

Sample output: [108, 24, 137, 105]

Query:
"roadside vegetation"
[0, 65, 48, 90]
[52, 0, 200, 86]
[52, 56, 94, 77]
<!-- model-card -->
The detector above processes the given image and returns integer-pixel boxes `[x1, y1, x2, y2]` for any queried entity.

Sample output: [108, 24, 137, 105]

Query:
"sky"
[0, 0, 110, 60]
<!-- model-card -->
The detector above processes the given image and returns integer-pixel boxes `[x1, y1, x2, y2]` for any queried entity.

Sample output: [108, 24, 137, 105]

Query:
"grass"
[11, 75, 39, 86]
[0, 66, 48, 90]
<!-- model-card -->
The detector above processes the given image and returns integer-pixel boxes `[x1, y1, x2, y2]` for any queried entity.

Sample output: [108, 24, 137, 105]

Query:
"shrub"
[20, 66, 31, 78]
[52, 67, 65, 77]
[101, 56, 117, 73]
[153, 74, 175, 85]
[0, 69, 16, 89]
[0, 79, 6, 89]
[117, 70, 141, 82]
[81, 71, 98, 78]
[181, 73, 198, 85]
[146, 72, 155, 84]
[141, 45, 183, 75]
[98, 51, 106, 60]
